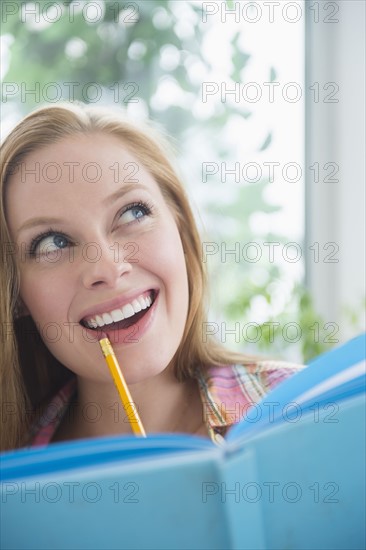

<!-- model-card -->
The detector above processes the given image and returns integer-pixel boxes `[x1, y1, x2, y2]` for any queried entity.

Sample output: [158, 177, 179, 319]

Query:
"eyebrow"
[16, 183, 150, 236]
[102, 183, 148, 205]
[16, 217, 65, 237]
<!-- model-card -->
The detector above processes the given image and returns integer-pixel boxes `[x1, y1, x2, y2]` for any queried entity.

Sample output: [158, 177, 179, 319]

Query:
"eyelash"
[118, 200, 153, 223]
[28, 229, 72, 257]
[28, 200, 154, 257]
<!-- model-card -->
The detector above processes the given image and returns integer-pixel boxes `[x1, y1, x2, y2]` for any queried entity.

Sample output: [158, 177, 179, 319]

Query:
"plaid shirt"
[29, 360, 303, 447]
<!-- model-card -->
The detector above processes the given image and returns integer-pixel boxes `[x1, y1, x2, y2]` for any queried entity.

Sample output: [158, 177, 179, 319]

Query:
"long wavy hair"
[1, 102, 252, 450]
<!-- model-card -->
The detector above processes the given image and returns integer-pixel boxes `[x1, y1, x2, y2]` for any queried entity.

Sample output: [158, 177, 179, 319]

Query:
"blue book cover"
[1, 333, 365, 549]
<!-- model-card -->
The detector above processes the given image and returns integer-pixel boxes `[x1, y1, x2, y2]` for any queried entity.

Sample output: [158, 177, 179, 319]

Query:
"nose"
[80, 240, 134, 289]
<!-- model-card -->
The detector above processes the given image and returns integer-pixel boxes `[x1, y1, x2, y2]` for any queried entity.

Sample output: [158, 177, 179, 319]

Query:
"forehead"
[11, 132, 153, 187]
[6, 133, 164, 219]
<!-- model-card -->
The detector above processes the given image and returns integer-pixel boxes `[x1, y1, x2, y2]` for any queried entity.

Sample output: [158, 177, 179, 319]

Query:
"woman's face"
[6, 133, 189, 384]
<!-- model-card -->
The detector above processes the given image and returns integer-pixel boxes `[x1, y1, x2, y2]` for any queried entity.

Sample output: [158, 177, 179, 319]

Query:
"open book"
[1, 334, 365, 550]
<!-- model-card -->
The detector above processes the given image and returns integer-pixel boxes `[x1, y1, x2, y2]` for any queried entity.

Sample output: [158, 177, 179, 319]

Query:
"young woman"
[0, 102, 302, 451]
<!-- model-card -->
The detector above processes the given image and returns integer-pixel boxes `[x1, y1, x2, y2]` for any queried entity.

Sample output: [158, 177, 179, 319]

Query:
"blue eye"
[119, 202, 152, 225]
[30, 231, 70, 256]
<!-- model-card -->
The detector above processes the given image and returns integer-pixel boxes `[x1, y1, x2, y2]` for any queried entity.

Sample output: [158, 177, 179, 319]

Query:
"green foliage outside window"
[3, 0, 358, 362]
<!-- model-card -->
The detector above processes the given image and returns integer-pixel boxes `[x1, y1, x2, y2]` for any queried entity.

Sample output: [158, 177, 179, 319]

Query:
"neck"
[55, 367, 206, 442]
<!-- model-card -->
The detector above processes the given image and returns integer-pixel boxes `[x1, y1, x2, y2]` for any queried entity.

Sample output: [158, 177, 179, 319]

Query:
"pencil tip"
[99, 331, 107, 341]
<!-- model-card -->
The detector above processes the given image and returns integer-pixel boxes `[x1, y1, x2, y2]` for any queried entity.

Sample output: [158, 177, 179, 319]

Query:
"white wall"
[305, 0, 365, 340]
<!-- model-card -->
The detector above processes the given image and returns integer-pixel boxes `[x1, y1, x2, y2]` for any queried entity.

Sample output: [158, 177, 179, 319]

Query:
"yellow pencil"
[98, 334, 146, 437]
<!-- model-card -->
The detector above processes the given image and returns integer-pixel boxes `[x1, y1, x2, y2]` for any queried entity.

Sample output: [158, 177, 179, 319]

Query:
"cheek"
[19, 267, 69, 326]
[159, 227, 189, 314]
[140, 224, 187, 282]
[18, 269, 78, 360]
[138, 224, 189, 321]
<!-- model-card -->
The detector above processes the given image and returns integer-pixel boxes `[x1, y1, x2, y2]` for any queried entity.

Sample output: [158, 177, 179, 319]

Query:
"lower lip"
[83, 293, 159, 346]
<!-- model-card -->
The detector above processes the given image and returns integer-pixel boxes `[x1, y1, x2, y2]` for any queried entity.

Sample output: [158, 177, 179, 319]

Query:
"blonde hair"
[1, 102, 252, 450]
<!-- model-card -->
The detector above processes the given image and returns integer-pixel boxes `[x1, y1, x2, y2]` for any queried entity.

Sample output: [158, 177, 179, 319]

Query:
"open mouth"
[80, 290, 157, 332]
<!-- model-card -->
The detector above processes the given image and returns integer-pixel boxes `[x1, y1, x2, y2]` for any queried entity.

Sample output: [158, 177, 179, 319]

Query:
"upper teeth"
[85, 293, 153, 329]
